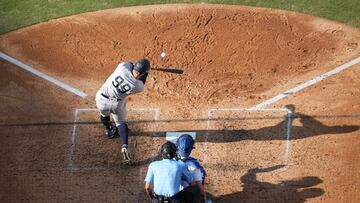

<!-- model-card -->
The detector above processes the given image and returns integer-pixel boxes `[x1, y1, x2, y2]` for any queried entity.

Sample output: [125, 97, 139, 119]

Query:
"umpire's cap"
[176, 134, 195, 158]
[134, 58, 151, 75]
[161, 141, 177, 159]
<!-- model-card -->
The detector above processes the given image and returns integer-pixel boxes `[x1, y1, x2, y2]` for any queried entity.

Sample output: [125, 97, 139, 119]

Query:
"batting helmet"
[134, 58, 151, 75]
[176, 134, 195, 158]
[161, 141, 177, 159]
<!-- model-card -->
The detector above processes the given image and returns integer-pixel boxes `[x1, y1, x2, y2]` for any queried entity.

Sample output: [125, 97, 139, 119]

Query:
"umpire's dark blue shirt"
[145, 159, 193, 197]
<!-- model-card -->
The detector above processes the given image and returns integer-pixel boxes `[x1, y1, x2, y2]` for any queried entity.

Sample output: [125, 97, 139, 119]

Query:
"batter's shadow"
[199, 111, 359, 143]
[134, 110, 359, 143]
[211, 165, 325, 203]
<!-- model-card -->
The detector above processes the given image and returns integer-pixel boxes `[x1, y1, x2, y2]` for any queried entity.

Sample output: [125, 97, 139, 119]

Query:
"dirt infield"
[1, 4, 360, 202]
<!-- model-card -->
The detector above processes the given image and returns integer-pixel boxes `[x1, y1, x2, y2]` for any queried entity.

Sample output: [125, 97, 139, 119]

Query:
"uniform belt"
[154, 194, 173, 202]
[101, 93, 121, 101]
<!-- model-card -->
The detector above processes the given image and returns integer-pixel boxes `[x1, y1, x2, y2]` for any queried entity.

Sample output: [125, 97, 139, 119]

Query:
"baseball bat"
[151, 68, 184, 74]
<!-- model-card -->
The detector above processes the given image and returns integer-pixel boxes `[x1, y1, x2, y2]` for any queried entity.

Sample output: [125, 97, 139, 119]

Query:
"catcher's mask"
[161, 141, 177, 159]
[176, 134, 195, 158]
[134, 58, 151, 75]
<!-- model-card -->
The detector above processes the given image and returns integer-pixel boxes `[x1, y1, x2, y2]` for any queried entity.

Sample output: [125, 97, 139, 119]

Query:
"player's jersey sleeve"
[131, 80, 144, 94]
[187, 162, 204, 182]
[144, 163, 154, 183]
[180, 162, 194, 184]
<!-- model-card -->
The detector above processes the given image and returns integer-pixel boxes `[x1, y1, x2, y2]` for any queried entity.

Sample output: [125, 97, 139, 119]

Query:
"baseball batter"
[95, 58, 150, 163]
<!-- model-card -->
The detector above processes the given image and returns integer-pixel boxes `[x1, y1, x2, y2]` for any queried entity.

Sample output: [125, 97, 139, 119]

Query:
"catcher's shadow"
[212, 165, 325, 203]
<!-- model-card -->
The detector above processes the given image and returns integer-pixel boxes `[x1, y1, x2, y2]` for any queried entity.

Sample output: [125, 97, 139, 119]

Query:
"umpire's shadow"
[212, 165, 324, 203]
[133, 107, 359, 143]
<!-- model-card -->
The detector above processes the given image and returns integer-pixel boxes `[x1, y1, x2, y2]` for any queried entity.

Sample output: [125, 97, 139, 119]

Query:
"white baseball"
[161, 52, 166, 58]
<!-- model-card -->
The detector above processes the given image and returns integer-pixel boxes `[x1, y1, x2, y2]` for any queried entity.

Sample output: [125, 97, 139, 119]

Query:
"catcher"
[176, 134, 207, 202]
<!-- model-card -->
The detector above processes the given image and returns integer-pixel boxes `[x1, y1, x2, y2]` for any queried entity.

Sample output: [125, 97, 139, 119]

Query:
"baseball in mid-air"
[161, 52, 166, 58]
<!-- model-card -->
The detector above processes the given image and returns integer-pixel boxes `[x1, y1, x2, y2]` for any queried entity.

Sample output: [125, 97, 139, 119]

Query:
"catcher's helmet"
[161, 141, 177, 159]
[134, 58, 151, 75]
[176, 134, 195, 158]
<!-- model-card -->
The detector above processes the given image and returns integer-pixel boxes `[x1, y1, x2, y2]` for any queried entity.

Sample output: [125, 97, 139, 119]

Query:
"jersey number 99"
[112, 76, 131, 94]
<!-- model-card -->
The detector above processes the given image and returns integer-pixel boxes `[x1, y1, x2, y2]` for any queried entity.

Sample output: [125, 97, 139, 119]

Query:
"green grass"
[0, 0, 359, 35]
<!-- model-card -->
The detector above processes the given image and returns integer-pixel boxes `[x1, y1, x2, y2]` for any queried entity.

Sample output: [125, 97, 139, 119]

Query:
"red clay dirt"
[0, 4, 360, 202]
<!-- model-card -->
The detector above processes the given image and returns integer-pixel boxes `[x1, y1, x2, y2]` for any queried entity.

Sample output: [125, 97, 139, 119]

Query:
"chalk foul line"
[252, 56, 360, 110]
[0, 51, 87, 98]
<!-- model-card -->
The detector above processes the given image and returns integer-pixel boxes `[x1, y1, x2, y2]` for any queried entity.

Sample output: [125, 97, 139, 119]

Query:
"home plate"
[166, 132, 196, 144]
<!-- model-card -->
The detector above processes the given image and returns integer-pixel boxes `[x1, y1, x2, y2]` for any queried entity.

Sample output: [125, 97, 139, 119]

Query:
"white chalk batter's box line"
[68, 108, 160, 171]
[205, 108, 293, 171]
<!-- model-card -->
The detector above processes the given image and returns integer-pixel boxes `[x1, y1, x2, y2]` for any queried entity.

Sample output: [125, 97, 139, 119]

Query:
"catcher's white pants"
[95, 91, 127, 126]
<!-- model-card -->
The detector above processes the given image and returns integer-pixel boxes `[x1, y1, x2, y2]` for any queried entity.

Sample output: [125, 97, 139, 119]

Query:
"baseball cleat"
[121, 146, 132, 164]
[105, 125, 118, 139]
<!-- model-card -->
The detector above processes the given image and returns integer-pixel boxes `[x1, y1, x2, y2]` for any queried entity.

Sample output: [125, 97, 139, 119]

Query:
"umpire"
[145, 141, 195, 203]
